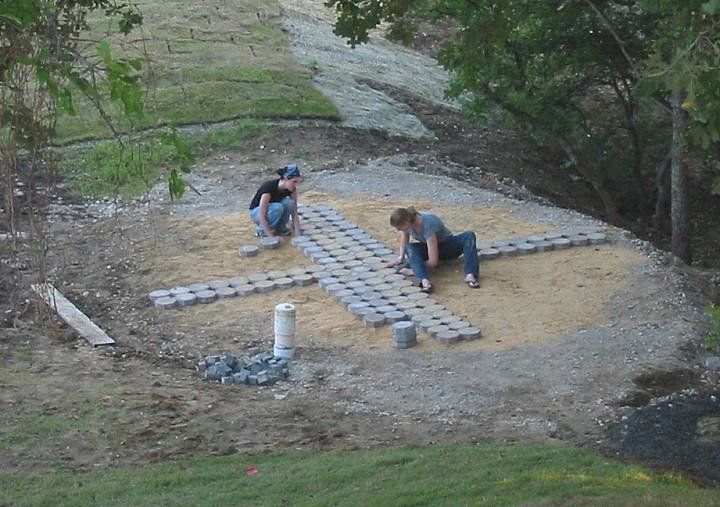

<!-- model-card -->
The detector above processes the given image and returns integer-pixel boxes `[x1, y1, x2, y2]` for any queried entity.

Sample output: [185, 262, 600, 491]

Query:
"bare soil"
[1, 0, 719, 487]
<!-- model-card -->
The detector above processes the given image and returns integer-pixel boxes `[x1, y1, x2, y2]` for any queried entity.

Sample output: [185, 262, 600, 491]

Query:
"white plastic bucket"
[274, 303, 296, 358]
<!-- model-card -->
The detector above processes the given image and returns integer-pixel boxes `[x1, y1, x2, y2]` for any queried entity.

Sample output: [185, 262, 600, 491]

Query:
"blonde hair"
[390, 207, 417, 228]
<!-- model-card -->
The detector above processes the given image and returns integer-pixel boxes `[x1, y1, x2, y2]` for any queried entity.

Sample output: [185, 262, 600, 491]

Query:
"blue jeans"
[407, 231, 479, 282]
[249, 197, 294, 235]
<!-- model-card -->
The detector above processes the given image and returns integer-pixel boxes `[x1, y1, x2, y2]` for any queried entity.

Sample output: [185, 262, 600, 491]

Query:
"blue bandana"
[283, 164, 301, 179]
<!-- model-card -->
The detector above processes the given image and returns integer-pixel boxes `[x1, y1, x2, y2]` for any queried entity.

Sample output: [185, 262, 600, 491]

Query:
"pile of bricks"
[197, 348, 289, 386]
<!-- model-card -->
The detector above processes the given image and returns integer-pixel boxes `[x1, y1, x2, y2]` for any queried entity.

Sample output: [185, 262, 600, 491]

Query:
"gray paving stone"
[248, 272, 269, 283]
[491, 240, 509, 248]
[353, 285, 375, 296]
[544, 232, 563, 240]
[526, 235, 546, 243]
[363, 313, 386, 328]
[333, 289, 355, 301]
[427, 324, 450, 338]
[375, 304, 397, 314]
[431, 309, 453, 320]
[255, 280, 276, 293]
[367, 297, 389, 308]
[396, 300, 419, 312]
[587, 232, 607, 244]
[318, 277, 340, 289]
[419, 318, 441, 333]
[175, 292, 198, 307]
[385, 311, 408, 323]
[227, 278, 248, 288]
[360, 291, 383, 302]
[149, 289, 171, 301]
[380, 289, 402, 299]
[459, 327, 482, 340]
[292, 274, 315, 286]
[440, 314, 461, 325]
[436, 329, 461, 344]
[291, 235, 312, 246]
[170, 286, 191, 296]
[274, 277, 295, 290]
[348, 301, 371, 315]
[215, 286, 238, 298]
[498, 245, 518, 256]
[267, 270, 287, 280]
[387, 295, 408, 306]
[209, 279, 230, 289]
[516, 243, 537, 255]
[341, 295, 363, 308]
[551, 238, 572, 249]
[154, 296, 177, 309]
[404, 307, 426, 318]
[400, 285, 422, 295]
[195, 290, 217, 304]
[479, 248, 501, 260]
[533, 240, 554, 252]
[287, 267, 309, 277]
[449, 320, 471, 330]
[235, 284, 256, 296]
[187, 282, 210, 292]
[331, 268, 351, 278]
[325, 283, 347, 296]
[569, 235, 589, 246]
[238, 245, 259, 257]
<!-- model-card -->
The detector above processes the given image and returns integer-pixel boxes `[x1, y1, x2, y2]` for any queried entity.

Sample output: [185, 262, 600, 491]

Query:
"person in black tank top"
[249, 164, 303, 238]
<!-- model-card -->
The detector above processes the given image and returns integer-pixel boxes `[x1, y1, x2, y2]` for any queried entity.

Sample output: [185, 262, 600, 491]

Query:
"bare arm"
[290, 189, 301, 235]
[387, 230, 410, 267]
[257, 193, 274, 237]
[425, 234, 439, 270]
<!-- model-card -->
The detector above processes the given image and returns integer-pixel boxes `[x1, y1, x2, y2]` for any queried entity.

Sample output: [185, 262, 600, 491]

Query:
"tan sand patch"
[141, 191, 643, 352]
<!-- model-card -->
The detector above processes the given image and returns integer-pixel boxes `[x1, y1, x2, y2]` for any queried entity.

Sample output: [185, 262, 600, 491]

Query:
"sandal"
[465, 279, 480, 289]
[420, 281, 434, 294]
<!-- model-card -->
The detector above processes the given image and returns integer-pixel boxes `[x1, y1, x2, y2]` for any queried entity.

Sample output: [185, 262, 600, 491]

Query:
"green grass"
[53, 0, 339, 144]
[57, 119, 269, 197]
[2, 444, 719, 506]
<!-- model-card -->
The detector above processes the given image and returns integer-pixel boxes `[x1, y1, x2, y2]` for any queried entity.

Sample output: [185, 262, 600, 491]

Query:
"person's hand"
[386, 257, 402, 268]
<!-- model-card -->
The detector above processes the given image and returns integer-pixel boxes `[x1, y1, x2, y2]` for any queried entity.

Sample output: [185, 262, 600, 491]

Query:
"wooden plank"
[32, 283, 116, 347]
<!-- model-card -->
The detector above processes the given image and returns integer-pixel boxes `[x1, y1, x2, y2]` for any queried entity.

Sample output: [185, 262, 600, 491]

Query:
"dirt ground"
[1, 0, 719, 488]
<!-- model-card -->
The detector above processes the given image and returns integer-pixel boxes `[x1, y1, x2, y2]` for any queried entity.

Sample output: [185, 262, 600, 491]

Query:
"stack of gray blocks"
[197, 348, 289, 386]
[148, 203, 609, 347]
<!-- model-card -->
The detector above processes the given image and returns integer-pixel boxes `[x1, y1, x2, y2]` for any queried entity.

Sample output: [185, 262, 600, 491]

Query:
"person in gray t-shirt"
[387, 206, 480, 293]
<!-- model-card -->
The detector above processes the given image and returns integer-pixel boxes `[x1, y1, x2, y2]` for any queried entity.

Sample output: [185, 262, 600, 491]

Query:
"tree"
[328, 0, 720, 261]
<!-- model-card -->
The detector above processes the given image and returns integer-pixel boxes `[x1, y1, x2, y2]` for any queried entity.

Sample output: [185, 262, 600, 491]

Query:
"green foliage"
[706, 303, 720, 352]
[59, 120, 266, 198]
[329, 0, 720, 223]
[3, 444, 720, 506]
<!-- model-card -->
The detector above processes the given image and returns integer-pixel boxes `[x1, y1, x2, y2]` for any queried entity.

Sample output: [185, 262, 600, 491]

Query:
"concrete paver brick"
[215, 286, 238, 298]
[154, 296, 177, 309]
[195, 290, 217, 304]
[235, 284, 256, 296]
[209, 279, 230, 289]
[227, 278, 248, 288]
[254, 280, 276, 293]
[459, 327, 482, 340]
[149, 289, 171, 301]
[274, 277, 295, 289]
[248, 272, 269, 283]
[479, 248, 500, 260]
[176, 292, 198, 306]
[363, 312, 386, 328]
[170, 286, 190, 296]
[238, 245, 259, 257]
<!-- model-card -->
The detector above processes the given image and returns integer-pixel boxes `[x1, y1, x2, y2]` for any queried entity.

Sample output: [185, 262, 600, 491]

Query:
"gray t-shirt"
[410, 212, 452, 243]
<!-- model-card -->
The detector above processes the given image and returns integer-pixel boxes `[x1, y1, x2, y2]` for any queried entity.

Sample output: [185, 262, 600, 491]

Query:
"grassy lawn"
[54, 0, 339, 143]
[2, 444, 719, 506]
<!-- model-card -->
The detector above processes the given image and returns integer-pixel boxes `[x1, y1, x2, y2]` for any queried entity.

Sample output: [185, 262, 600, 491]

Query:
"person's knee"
[464, 231, 477, 246]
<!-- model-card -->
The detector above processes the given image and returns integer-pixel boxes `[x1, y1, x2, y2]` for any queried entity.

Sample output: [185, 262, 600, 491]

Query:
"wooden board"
[32, 283, 116, 347]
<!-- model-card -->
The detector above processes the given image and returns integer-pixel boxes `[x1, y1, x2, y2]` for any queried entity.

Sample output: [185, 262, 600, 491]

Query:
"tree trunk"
[670, 89, 691, 262]
[652, 155, 670, 230]
[556, 137, 621, 223]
